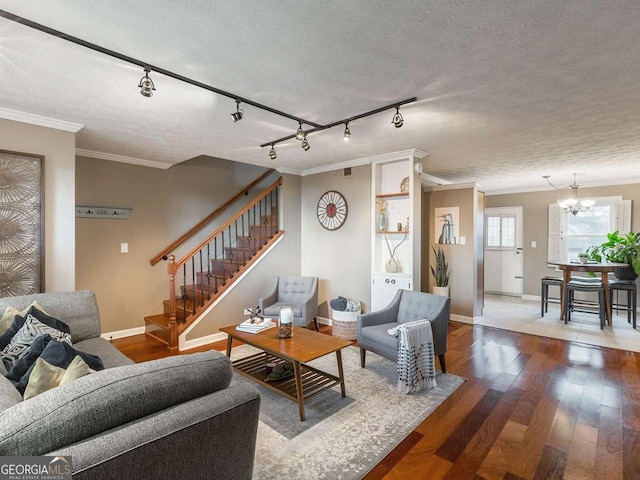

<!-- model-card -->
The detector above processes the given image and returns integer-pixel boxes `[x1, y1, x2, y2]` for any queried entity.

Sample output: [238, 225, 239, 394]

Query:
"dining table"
[547, 260, 629, 325]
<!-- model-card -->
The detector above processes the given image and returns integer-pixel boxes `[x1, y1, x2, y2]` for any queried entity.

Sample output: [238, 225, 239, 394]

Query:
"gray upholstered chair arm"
[300, 278, 319, 321]
[258, 279, 278, 313]
[357, 290, 401, 329]
[50, 383, 260, 480]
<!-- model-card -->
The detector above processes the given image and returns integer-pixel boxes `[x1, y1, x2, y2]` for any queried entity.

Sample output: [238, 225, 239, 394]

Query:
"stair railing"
[167, 176, 283, 331]
[149, 168, 275, 266]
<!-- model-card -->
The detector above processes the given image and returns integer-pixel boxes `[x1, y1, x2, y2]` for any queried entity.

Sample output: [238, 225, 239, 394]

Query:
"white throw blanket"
[388, 319, 437, 394]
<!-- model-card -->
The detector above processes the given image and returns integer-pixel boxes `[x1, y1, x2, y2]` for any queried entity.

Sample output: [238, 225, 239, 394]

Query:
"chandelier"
[543, 173, 595, 216]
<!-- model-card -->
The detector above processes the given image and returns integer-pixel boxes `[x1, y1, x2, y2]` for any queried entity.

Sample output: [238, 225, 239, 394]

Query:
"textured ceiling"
[1, 1, 640, 193]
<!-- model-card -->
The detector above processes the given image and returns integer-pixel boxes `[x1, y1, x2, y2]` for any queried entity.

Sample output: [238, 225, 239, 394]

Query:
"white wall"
[0, 119, 76, 291]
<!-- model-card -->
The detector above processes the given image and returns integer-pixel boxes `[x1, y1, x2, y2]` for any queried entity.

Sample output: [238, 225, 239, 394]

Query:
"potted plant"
[431, 246, 451, 297]
[586, 231, 640, 280]
[577, 252, 589, 264]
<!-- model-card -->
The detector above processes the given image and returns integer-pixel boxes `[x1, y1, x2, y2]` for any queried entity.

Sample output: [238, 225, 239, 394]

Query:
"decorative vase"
[377, 212, 386, 232]
[614, 265, 638, 281]
[278, 306, 293, 338]
[385, 256, 400, 273]
[433, 286, 450, 297]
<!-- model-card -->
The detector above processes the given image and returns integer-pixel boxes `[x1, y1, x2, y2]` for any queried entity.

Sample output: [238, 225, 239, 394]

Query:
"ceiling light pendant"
[391, 106, 404, 128]
[138, 67, 156, 97]
[231, 100, 244, 122]
[268, 144, 277, 160]
[343, 122, 351, 141]
[295, 122, 305, 141]
[301, 135, 310, 151]
[544, 173, 594, 216]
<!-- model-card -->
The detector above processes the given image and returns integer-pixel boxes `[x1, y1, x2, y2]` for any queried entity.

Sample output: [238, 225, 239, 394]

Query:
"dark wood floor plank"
[365, 431, 424, 480]
[594, 405, 623, 480]
[564, 423, 598, 480]
[532, 444, 567, 480]
[436, 389, 504, 462]
[476, 420, 528, 479]
[546, 382, 584, 452]
[622, 427, 640, 480]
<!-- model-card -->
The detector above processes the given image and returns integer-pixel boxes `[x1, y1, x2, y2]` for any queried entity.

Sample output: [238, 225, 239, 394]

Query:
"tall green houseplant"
[431, 246, 451, 287]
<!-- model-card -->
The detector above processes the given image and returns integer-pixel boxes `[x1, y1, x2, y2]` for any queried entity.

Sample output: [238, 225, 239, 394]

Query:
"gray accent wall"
[301, 165, 371, 315]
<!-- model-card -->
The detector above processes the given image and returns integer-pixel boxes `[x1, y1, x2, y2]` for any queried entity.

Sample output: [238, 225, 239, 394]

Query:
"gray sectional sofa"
[0, 290, 260, 480]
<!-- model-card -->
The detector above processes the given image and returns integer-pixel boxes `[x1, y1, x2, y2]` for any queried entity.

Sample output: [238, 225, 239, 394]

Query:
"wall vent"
[335, 167, 352, 178]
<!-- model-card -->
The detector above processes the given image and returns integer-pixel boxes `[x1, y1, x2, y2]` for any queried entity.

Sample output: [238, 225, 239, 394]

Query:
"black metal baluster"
[206, 243, 211, 301]
[221, 232, 226, 286]
[198, 249, 204, 307]
[182, 264, 187, 324]
[190, 257, 196, 315]
[214, 236, 219, 293]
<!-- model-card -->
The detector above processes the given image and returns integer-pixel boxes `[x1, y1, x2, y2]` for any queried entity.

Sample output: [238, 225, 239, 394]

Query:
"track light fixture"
[268, 144, 277, 160]
[0, 11, 418, 157]
[343, 122, 351, 141]
[391, 106, 404, 128]
[231, 100, 244, 122]
[138, 67, 156, 97]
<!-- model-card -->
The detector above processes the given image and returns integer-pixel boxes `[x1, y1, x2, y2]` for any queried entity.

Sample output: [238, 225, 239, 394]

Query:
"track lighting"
[268, 144, 277, 160]
[296, 122, 305, 141]
[391, 106, 404, 128]
[231, 100, 244, 122]
[301, 135, 310, 151]
[138, 67, 156, 97]
[343, 122, 351, 141]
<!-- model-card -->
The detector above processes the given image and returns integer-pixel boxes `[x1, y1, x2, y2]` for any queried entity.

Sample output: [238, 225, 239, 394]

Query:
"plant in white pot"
[431, 246, 451, 297]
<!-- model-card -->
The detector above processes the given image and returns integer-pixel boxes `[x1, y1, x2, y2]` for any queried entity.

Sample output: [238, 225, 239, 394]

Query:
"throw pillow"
[0, 307, 69, 350]
[24, 355, 93, 400]
[0, 301, 48, 338]
[1, 315, 72, 371]
[6, 335, 104, 395]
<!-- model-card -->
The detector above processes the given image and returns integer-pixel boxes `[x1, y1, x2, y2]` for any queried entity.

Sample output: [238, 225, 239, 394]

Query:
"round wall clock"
[317, 190, 348, 230]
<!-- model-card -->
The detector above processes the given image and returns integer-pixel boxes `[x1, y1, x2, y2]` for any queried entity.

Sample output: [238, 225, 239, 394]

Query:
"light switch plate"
[120, 243, 128, 253]
[531, 241, 537, 248]
[459, 236, 466, 245]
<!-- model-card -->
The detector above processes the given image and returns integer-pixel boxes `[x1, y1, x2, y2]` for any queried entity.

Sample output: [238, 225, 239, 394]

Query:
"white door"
[484, 207, 524, 296]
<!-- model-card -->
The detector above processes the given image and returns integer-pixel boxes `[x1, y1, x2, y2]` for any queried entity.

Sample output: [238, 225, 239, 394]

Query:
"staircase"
[144, 177, 283, 351]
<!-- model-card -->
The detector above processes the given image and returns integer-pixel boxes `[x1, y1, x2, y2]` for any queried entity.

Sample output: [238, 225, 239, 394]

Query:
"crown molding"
[276, 166, 302, 175]
[300, 156, 371, 176]
[422, 182, 479, 192]
[75, 149, 172, 169]
[0, 107, 84, 133]
[300, 148, 427, 176]
[486, 177, 640, 195]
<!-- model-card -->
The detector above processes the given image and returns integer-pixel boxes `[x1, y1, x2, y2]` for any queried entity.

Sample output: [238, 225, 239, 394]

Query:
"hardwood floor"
[111, 322, 640, 479]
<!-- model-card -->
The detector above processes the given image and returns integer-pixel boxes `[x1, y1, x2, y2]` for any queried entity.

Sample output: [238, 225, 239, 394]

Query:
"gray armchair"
[357, 289, 450, 373]
[259, 276, 319, 330]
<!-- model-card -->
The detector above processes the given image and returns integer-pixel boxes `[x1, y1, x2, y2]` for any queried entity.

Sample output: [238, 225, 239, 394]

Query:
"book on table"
[236, 317, 275, 333]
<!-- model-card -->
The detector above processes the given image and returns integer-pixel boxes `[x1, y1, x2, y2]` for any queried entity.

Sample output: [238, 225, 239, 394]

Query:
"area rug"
[229, 345, 465, 480]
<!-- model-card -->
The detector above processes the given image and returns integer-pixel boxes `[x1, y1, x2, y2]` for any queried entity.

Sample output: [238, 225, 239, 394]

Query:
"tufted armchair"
[258, 276, 319, 330]
[357, 289, 450, 372]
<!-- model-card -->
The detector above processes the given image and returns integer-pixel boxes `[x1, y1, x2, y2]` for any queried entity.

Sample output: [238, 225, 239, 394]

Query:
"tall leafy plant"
[431, 246, 451, 287]
[586, 231, 640, 274]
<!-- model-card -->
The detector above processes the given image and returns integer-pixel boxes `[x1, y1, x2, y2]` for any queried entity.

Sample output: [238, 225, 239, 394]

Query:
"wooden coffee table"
[220, 325, 352, 421]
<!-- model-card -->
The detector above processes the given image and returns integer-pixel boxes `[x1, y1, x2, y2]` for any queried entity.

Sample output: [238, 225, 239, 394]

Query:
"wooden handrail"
[149, 168, 276, 265]
[175, 176, 283, 269]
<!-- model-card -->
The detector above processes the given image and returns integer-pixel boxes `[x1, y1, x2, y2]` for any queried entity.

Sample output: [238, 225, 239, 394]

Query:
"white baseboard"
[450, 314, 479, 324]
[100, 326, 145, 341]
[181, 331, 228, 351]
[522, 294, 540, 301]
[317, 316, 332, 326]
